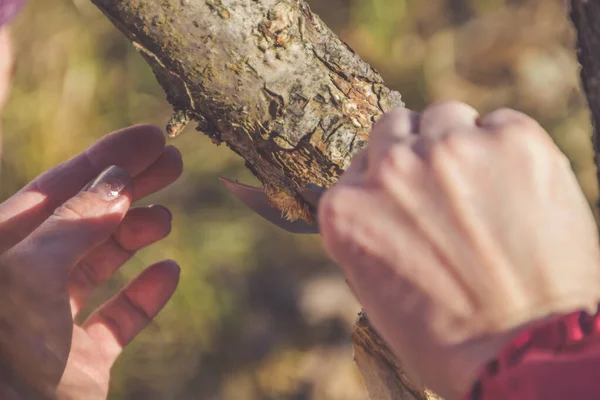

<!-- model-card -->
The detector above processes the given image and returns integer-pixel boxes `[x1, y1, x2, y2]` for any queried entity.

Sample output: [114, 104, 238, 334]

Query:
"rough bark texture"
[92, 0, 404, 223]
[88, 0, 429, 399]
[571, 0, 600, 205]
[353, 313, 442, 400]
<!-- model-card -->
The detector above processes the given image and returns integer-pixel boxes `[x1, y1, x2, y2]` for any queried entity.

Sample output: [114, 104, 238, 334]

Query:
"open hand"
[0, 125, 183, 399]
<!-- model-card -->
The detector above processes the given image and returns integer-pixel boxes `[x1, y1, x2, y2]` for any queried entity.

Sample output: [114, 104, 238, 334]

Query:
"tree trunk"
[570, 0, 600, 204]
[88, 0, 435, 398]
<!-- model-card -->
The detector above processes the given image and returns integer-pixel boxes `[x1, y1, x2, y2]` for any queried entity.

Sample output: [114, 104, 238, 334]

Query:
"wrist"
[437, 324, 535, 400]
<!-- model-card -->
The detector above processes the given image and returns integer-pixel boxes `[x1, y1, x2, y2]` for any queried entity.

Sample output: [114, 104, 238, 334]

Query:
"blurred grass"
[1, 0, 597, 399]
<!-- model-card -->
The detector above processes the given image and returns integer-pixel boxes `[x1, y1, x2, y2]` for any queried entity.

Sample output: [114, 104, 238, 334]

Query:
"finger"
[342, 150, 369, 181]
[0, 125, 165, 252]
[419, 100, 480, 139]
[368, 108, 419, 165]
[129, 145, 183, 200]
[3, 166, 133, 284]
[68, 205, 173, 317]
[82, 260, 180, 365]
[479, 107, 563, 160]
[478, 108, 541, 132]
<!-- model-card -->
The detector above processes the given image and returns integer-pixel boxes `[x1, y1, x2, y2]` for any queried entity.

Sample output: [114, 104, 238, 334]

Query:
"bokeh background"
[1, 0, 597, 399]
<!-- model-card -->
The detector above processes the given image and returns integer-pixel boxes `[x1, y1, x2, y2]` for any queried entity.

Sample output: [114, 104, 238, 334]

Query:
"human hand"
[0, 125, 183, 399]
[318, 101, 600, 399]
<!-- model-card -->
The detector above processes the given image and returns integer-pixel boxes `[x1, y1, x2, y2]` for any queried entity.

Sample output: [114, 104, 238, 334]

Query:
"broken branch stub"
[89, 0, 437, 399]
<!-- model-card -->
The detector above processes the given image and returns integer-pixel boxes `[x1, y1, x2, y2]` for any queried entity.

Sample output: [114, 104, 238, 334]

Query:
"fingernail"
[151, 205, 173, 222]
[84, 166, 132, 201]
[163, 259, 181, 276]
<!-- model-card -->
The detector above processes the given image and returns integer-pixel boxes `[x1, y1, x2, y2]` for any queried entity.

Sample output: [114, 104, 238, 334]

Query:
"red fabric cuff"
[466, 304, 600, 400]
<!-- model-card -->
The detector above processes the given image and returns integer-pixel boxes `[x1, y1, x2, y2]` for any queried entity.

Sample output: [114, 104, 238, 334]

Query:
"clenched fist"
[318, 101, 600, 399]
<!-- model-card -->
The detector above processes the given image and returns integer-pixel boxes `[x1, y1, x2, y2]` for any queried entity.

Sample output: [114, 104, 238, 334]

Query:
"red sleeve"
[465, 305, 600, 400]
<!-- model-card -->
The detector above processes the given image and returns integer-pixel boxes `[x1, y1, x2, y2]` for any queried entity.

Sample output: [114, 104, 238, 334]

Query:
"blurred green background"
[1, 0, 597, 399]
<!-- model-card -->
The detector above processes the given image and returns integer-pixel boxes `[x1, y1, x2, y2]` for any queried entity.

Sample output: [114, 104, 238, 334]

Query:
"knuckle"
[371, 107, 419, 141]
[493, 125, 570, 172]
[499, 123, 556, 156]
[487, 107, 517, 119]
[484, 108, 539, 130]
[426, 99, 472, 115]
[489, 109, 545, 139]
[371, 144, 416, 183]
[515, 122, 547, 142]
[375, 107, 414, 128]
[369, 142, 429, 194]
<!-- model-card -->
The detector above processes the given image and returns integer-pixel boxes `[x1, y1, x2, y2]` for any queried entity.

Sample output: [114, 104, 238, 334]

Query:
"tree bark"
[570, 0, 600, 206]
[88, 0, 434, 398]
[92, 0, 404, 223]
[353, 313, 441, 400]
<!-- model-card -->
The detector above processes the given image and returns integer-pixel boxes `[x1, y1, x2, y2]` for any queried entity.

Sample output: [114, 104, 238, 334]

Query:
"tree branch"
[88, 0, 435, 398]
[92, 0, 403, 222]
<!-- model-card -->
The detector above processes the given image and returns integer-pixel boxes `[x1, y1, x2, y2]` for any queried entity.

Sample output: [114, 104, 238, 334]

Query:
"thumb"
[5, 165, 133, 277]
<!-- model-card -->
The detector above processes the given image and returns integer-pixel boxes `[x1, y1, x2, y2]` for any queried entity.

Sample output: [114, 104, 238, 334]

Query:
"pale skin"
[318, 103, 600, 399]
